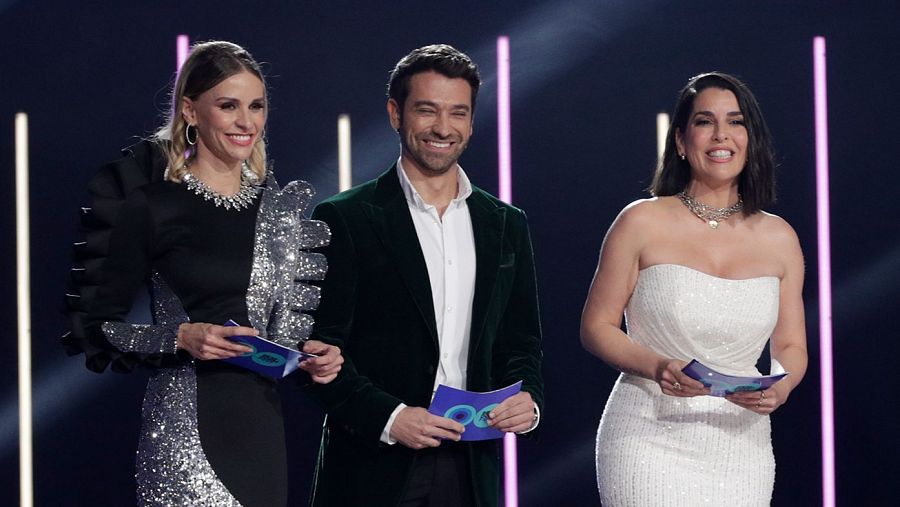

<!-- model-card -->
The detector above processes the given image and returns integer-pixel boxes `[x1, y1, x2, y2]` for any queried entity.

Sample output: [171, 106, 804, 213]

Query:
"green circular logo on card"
[251, 351, 286, 367]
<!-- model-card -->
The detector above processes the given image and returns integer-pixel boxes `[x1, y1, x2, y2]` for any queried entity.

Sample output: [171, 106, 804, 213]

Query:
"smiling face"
[182, 70, 266, 170]
[388, 71, 473, 176]
[675, 87, 748, 187]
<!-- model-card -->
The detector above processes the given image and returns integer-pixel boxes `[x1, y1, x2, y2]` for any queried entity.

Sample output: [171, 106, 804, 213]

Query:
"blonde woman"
[64, 41, 342, 506]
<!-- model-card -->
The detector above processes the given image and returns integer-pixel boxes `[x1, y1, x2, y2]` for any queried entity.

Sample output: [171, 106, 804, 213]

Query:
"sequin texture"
[102, 274, 188, 355]
[246, 178, 330, 349]
[99, 177, 330, 506]
[113, 274, 240, 506]
[596, 264, 779, 506]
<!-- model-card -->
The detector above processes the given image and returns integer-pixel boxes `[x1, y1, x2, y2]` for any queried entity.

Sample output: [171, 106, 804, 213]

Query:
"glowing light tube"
[338, 114, 352, 192]
[497, 35, 518, 507]
[813, 35, 836, 507]
[497, 36, 512, 205]
[16, 112, 33, 507]
[177, 34, 190, 72]
[656, 113, 669, 162]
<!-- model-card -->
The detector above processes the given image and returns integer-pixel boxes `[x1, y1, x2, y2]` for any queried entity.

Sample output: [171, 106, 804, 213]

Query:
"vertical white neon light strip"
[176, 34, 190, 74]
[496, 35, 518, 507]
[338, 114, 352, 192]
[655, 113, 669, 162]
[16, 112, 33, 507]
[813, 35, 835, 507]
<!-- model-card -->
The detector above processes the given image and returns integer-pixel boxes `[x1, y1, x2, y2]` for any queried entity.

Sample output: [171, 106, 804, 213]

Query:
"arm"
[303, 201, 407, 445]
[83, 190, 252, 363]
[579, 203, 707, 396]
[80, 189, 184, 358]
[728, 220, 807, 413]
[486, 210, 546, 433]
[64, 145, 177, 372]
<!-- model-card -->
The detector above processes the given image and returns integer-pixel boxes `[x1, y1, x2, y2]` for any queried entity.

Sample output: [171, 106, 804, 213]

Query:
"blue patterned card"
[220, 320, 317, 379]
[682, 359, 787, 397]
[428, 381, 522, 441]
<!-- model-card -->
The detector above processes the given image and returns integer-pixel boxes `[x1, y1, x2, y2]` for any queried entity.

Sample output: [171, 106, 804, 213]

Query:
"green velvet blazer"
[306, 166, 544, 507]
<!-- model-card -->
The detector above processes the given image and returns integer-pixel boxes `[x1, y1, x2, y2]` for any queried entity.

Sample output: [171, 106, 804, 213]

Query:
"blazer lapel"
[362, 168, 439, 347]
[468, 190, 506, 353]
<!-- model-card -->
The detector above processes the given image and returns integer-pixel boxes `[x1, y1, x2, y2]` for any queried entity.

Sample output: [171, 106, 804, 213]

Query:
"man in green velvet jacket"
[306, 44, 544, 507]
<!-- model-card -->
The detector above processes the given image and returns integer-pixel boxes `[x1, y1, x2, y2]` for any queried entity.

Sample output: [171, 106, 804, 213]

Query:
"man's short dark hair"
[387, 44, 481, 114]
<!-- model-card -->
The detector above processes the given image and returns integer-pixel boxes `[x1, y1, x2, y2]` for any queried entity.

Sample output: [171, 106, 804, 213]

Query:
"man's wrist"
[517, 402, 540, 434]
[380, 403, 407, 445]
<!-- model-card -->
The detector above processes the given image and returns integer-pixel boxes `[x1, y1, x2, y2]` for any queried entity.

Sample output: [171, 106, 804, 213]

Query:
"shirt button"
[447, 259, 453, 265]
[447, 306, 453, 313]
[442, 353, 449, 359]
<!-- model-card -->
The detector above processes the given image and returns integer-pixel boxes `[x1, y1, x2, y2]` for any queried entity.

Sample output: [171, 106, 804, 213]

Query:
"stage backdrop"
[1, 0, 898, 505]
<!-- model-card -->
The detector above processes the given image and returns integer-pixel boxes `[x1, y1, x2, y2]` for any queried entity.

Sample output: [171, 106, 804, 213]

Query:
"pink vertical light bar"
[497, 36, 512, 204]
[176, 34, 190, 73]
[813, 35, 836, 507]
[496, 35, 518, 507]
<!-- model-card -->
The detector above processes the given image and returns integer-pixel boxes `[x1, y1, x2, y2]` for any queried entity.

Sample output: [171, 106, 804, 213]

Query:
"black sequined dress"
[64, 141, 329, 507]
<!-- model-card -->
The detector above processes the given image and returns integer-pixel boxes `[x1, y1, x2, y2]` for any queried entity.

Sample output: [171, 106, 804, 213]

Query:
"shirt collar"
[396, 158, 473, 212]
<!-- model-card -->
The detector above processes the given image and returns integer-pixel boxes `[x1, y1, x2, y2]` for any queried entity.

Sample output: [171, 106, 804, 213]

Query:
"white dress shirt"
[380, 161, 475, 443]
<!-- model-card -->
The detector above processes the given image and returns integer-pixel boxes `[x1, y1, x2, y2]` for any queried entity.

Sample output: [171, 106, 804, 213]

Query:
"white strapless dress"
[596, 264, 780, 506]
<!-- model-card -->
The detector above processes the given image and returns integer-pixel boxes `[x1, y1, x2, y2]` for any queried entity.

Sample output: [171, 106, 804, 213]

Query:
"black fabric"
[306, 167, 543, 507]
[197, 362, 287, 507]
[399, 443, 476, 507]
[73, 158, 287, 506]
[64, 139, 171, 372]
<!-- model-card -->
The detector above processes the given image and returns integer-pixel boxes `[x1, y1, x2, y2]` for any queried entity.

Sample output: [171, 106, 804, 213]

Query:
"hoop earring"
[185, 124, 198, 146]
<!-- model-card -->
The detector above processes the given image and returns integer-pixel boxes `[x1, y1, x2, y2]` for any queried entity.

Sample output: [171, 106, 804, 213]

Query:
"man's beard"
[399, 127, 469, 175]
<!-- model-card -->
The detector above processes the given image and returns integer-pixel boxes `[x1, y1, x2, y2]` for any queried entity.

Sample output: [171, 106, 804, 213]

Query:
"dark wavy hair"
[649, 72, 776, 214]
[387, 44, 481, 115]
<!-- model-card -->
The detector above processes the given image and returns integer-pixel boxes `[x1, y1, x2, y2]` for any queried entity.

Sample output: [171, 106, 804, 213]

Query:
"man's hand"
[389, 407, 465, 449]
[487, 391, 536, 433]
[298, 340, 344, 384]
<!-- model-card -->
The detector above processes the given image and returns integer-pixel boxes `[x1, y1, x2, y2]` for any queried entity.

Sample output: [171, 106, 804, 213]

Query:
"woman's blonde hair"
[154, 40, 267, 182]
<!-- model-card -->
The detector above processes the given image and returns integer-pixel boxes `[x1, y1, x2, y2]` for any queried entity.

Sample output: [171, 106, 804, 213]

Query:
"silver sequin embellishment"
[131, 274, 240, 506]
[246, 178, 331, 349]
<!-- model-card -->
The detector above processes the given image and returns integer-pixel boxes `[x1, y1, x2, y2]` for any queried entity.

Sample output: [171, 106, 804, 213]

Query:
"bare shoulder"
[614, 197, 669, 230]
[754, 212, 804, 274]
[755, 211, 801, 247]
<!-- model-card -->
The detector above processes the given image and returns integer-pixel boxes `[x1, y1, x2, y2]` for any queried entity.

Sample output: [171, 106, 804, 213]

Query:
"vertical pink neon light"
[497, 36, 518, 507]
[176, 34, 190, 73]
[497, 36, 512, 204]
[814, 35, 836, 507]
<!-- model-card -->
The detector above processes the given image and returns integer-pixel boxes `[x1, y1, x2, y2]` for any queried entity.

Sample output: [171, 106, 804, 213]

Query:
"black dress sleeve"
[63, 140, 181, 373]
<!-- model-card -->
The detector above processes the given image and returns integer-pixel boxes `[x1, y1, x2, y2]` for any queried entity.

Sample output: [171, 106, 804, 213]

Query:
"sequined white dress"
[596, 264, 780, 506]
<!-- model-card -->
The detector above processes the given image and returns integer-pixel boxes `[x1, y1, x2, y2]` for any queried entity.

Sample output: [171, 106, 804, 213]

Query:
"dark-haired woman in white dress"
[581, 72, 808, 506]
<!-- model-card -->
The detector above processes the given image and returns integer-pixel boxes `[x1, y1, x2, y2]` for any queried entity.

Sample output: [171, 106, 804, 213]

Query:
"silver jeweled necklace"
[677, 191, 743, 229]
[182, 164, 260, 211]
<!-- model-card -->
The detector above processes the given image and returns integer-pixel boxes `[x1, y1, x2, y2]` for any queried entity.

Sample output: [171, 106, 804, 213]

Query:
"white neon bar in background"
[813, 35, 836, 507]
[176, 34, 190, 72]
[496, 35, 518, 507]
[655, 113, 669, 161]
[338, 114, 352, 192]
[16, 112, 34, 507]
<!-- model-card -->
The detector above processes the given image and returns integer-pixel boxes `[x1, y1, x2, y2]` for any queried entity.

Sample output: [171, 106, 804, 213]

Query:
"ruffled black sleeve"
[62, 140, 178, 373]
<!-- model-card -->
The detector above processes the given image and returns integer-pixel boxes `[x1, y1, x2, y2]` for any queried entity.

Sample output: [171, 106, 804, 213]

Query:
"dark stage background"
[2, 1, 899, 505]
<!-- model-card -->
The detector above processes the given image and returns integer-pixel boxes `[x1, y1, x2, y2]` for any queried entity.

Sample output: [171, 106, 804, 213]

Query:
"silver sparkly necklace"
[182, 164, 260, 211]
[677, 191, 743, 229]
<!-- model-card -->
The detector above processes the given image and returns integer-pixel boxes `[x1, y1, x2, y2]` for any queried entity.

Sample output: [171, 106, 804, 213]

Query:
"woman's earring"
[680, 153, 685, 161]
[185, 124, 198, 146]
